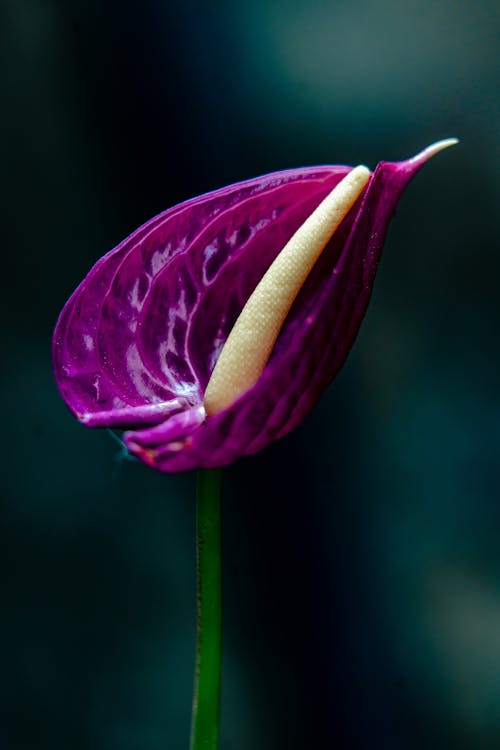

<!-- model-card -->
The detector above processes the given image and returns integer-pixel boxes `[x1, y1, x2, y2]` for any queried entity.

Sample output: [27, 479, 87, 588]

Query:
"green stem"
[190, 468, 222, 750]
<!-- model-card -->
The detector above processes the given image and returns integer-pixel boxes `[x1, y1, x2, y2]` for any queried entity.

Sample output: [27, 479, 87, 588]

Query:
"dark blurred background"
[1, 0, 499, 748]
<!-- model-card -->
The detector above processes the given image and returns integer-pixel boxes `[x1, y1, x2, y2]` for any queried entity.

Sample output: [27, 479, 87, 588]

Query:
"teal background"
[1, 1, 499, 748]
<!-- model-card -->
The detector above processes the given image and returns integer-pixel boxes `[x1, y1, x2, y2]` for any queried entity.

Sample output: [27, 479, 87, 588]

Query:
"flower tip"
[411, 137, 459, 165]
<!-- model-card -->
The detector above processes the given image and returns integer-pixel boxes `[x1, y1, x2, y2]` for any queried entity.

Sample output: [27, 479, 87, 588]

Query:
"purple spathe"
[53, 148, 438, 472]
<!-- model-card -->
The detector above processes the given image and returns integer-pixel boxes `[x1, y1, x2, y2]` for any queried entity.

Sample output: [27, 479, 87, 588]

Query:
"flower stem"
[190, 468, 222, 750]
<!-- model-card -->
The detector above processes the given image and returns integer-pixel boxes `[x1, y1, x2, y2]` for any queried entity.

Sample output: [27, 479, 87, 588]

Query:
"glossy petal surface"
[53, 150, 438, 471]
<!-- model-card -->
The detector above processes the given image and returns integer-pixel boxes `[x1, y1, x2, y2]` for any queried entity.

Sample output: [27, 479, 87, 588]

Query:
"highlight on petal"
[53, 139, 457, 472]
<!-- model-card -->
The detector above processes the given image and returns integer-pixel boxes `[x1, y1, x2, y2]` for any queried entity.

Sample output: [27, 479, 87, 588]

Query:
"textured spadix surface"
[203, 165, 371, 415]
[53, 141, 456, 472]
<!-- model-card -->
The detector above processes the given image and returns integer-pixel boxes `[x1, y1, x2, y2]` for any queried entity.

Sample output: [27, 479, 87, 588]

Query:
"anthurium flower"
[53, 139, 456, 472]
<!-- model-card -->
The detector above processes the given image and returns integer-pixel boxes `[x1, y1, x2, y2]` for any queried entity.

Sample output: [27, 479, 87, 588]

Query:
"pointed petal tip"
[411, 137, 459, 165]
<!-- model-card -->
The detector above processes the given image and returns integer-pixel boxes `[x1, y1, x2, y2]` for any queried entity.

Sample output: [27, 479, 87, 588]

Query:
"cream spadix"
[204, 165, 371, 416]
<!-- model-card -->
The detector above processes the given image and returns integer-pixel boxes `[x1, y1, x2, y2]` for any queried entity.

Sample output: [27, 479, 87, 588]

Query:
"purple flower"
[53, 140, 456, 472]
